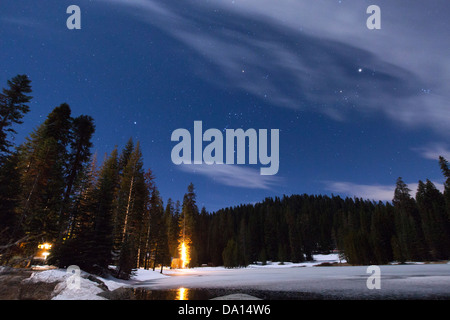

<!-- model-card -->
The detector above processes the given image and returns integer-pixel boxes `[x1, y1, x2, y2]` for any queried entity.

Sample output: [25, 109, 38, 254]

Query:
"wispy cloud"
[101, 0, 450, 134]
[412, 143, 450, 161]
[178, 164, 282, 190]
[325, 180, 444, 201]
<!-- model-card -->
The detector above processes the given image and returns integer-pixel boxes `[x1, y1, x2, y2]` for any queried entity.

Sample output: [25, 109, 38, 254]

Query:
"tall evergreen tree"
[65, 152, 99, 240]
[85, 148, 119, 272]
[370, 203, 394, 264]
[148, 186, 169, 271]
[439, 156, 450, 221]
[0, 152, 22, 249]
[164, 198, 179, 261]
[118, 138, 134, 175]
[112, 139, 134, 252]
[0, 75, 32, 162]
[139, 169, 154, 269]
[392, 177, 425, 261]
[192, 206, 211, 266]
[416, 179, 450, 259]
[114, 142, 148, 279]
[52, 115, 96, 246]
[178, 183, 198, 267]
[222, 238, 239, 268]
[285, 207, 303, 262]
[16, 103, 72, 257]
[50, 149, 117, 273]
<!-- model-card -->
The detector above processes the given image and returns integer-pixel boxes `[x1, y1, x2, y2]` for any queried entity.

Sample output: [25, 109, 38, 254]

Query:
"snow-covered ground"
[139, 261, 450, 299]
[20, 254, 343, 299]
[23, 254, 450, 300]
[24, 268, 122, 300]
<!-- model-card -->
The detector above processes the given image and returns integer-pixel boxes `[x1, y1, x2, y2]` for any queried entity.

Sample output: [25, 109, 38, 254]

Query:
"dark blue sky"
[1, 0, 449, 212]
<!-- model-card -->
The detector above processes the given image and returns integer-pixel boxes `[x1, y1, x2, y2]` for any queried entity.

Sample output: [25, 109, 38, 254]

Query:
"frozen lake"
[131, 263, 450, 299]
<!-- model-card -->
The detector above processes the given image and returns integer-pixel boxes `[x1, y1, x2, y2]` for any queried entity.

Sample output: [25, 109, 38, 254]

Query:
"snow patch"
[52, 277, 106, 300]
[131, 268, 170, 281]
[25, 269, 113, 300]
[211, 293, 262, 300]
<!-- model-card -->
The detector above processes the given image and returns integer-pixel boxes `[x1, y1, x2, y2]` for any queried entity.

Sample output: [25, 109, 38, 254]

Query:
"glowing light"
[37, 243, 52, 260]
[179, 241, 190, 269]
[177, 287, 187, 300]
[38, 243, 52, 250]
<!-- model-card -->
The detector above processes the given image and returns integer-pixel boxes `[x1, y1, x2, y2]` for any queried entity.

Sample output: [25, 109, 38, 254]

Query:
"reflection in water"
[131, 287, 221, 300]
[177, 287, 187, 300]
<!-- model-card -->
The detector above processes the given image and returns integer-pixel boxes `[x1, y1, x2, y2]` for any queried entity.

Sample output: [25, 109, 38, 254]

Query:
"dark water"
[132, 288, 213, 300]
[128, 287, 327, 300]
[113, 286, 450, 300]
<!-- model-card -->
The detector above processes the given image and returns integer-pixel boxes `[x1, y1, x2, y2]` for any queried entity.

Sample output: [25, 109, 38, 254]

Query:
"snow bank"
[25, 269, 115, 300]
[26, 269, 68, 283]
[52, 277, 106, 300]
[314, 253, 341, 262]
[23, 267, 172, 299]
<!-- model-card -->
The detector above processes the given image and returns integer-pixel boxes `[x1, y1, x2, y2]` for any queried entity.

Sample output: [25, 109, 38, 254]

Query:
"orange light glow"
[37, 243, 52, 260]
[179, 241, 190, 269]
[38, 243, 52, 250]
[177, 287, 187, 300]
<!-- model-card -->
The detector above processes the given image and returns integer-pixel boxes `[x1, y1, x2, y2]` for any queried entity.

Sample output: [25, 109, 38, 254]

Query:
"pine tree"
[263, 207, 278, 261]
[178, 183, 198, 267]
[114, 142, 148, 278]
[439, 156, 450, 221]
[139, 169, 154, 269]
[164, 198, 179, 262]
[222, 238, 239, 268]
[16, 103, 72, 257]
[66, 153, 99, 240]
[370, 203, 394, 264]
[148, 186, 169, 271]
[392, 177, 425, 261]
[416, 179, 450, 259]
[85, 148, 119, 272]
[247, 206, 262, 263]
[0, 152, 22, 250]
[50, 148, 118, 273]
[112, 139, 134, 252]
[118, 138, 134, 175]
[285, 207, 303, 262]
[0, 75, 32, 162]
[58, 115, 95, 238]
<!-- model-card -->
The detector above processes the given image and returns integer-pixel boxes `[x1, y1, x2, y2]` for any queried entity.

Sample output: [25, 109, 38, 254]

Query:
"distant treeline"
[0, 75, 449, 278]
[198, 173, 450, 267]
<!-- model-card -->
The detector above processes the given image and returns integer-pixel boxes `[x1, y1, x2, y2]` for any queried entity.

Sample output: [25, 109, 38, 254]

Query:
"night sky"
[1, 1, 449, 212]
